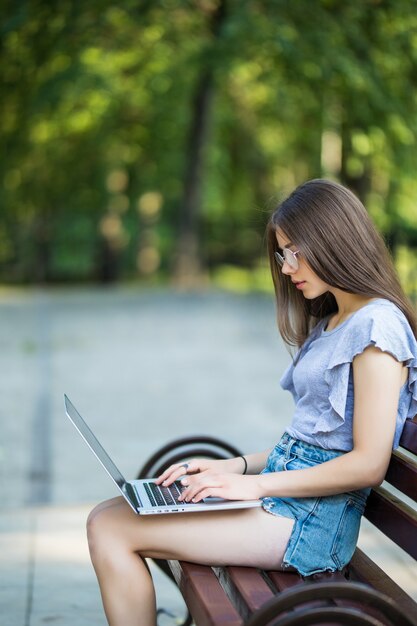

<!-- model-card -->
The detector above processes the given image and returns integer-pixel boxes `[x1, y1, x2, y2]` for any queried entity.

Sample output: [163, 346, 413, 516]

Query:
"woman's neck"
[327, 291, 377, 330]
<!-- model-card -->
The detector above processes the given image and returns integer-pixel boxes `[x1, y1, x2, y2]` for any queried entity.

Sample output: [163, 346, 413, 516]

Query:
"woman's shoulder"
[328, 298, 417, 366]
[349, 298, 413, 337]
[354, 297, 406, 320]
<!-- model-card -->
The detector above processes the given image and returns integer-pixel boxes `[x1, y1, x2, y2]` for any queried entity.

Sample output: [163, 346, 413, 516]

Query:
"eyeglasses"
[274, 248, 300, 270]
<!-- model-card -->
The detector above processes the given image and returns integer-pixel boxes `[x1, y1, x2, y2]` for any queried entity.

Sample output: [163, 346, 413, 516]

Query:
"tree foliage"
[1, 0, 416, 293]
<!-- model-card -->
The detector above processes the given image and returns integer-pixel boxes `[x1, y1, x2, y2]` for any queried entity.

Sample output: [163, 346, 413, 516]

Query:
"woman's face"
[275, 229, 330, 300]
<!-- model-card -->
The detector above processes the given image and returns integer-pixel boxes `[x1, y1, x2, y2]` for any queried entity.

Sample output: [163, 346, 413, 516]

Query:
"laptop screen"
[64, 395, 126, 490]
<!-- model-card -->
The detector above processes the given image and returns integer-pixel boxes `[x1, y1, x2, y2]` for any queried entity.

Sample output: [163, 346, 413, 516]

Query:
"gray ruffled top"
[281, 299, 417, 451]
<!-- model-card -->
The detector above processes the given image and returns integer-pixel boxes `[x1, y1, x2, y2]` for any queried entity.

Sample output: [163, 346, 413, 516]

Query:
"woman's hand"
[155, 456, 246, 488]
[178, 471, 263, 503]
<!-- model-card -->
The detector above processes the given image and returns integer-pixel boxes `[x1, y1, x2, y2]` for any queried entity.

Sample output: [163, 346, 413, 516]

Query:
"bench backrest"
[364, 416, 417, 559]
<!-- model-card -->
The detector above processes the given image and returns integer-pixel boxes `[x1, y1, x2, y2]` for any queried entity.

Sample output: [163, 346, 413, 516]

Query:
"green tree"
[0, 0, 416, 296]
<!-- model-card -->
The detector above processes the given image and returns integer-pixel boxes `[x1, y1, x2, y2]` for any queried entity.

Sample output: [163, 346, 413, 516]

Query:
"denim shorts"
[261, 433, 370, 577]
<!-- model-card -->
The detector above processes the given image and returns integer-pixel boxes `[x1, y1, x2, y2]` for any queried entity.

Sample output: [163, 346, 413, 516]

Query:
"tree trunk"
[173, 0, 227, 287]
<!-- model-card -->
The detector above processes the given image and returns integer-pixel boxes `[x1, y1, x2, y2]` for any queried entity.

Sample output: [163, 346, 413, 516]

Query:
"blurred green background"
[1, 0, 417, 299]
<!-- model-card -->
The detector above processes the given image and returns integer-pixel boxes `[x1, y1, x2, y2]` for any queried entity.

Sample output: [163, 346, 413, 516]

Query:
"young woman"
[87, 179, 417, 626]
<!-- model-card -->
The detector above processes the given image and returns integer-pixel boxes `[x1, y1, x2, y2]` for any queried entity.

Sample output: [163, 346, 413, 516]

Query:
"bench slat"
[265, 570, 302, 592]
[364, 487, 417, 559]
[385, 450, 417, 501]
[350, 548, 417, 622]
[168, 560, 242, 626]
[213, 567, 275, 622]
[400, 418, 417, 455]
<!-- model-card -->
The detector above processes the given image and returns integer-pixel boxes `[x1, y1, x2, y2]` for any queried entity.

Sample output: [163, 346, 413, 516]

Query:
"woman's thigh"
[89, 497, 294, 570]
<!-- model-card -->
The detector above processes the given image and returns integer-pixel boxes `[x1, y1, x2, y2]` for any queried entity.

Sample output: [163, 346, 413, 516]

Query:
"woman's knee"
[86, 498, 121, 559]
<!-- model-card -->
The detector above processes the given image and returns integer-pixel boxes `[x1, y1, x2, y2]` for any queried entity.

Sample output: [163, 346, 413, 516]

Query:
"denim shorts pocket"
[283, 454, 319, 471]
[262, 445, 286, 474]
[330, 499, 362, 569]
[348, 490, 368, 513]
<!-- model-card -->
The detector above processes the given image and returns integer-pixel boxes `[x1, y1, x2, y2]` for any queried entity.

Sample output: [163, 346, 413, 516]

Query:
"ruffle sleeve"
[312, 304, 417, 436]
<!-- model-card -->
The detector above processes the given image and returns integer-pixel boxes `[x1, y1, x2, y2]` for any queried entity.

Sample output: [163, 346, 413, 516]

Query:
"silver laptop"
[64, 395, 262, 515]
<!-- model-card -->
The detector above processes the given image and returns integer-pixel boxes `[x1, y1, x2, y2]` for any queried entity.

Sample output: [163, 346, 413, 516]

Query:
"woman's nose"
[281, 260, 296, 275]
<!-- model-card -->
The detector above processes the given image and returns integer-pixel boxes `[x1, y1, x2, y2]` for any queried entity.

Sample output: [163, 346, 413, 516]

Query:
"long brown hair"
[267, 179, 417, 347]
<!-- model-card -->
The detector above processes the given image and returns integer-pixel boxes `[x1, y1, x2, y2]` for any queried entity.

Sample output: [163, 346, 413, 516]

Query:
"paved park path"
[0, 287, 416, 625]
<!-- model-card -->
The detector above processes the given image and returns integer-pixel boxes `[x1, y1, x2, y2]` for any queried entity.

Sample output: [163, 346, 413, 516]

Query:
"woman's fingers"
[179, 473, 221, 502]
[156, 458, 233, 486]
[155, 460, 195, 485]
[178, 473, 262, 503]
[187, 488, 216, 503]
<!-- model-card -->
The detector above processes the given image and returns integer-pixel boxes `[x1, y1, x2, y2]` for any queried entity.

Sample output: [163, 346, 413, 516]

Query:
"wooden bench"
[138, 420, 417, 626]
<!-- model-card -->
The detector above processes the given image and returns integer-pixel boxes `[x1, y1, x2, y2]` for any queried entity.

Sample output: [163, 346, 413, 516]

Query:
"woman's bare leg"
[87, 498, 158, 625]
[87, 497, 294, 626]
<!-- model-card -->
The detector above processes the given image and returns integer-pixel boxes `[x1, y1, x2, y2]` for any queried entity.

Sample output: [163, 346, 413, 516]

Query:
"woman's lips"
[293, 281, 306, 289]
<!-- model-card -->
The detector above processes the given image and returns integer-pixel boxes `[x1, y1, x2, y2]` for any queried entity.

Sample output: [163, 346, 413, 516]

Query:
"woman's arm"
[258, 345, 405, 498]
[178, 346, 405, 503]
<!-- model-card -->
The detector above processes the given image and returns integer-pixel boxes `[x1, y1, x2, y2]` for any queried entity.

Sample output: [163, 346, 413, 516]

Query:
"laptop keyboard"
[144, 481, 195, 507]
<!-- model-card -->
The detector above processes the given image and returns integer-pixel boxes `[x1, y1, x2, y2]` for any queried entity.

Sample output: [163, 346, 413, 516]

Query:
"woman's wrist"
[239, 455, 247, 474]
[226, 450, 271, 476]
[227, 456, 248, 474]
